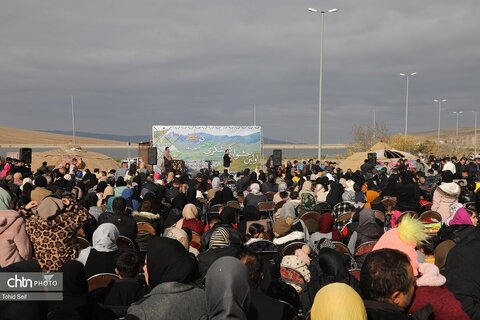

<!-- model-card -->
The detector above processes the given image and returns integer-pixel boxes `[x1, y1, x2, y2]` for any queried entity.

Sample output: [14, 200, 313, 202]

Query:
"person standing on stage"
[163, 146, 173, 172]
[223, 149, 232, 169]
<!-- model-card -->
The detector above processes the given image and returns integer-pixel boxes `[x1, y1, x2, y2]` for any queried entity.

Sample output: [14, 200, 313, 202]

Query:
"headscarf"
[142, 192, 163, 214]
[221, 187, 236, 203]
[318, 213, 335, 233]
[182, 203, 198, 220]
[211, 177, 221, 189]
[311, 283, 367, 320]
[146, 237, 197, 288]
[300, 181, 314, 196]
[103, 185, 114, 198]
[172, 193, 188, 211]
[317, 248, 352, 285]
[250, 183, 260, 195]
[356, 208, 384, 239]
[163, 227, 189, 250]
[122, 188, 140, 211]
[220, 206, 237, 226]
[210, 190, 224, 206]
[279, 202, 297, 223]
[364, 190, 379, 209]
[209, 227, 231, 249]
[445, 206, 473, 226]
[48, 260, 97, 320]
[204, 257, 250, 320]
[0, 187, 12, 210]
[92, 223, 119, 252]
[326, 182, 344, 208]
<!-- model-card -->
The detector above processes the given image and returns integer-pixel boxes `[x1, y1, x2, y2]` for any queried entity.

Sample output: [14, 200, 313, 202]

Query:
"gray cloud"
[0, 0, 479, 145]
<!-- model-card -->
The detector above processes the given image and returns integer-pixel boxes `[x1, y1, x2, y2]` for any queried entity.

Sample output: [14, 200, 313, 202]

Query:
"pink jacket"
[0, 210, 32, 267]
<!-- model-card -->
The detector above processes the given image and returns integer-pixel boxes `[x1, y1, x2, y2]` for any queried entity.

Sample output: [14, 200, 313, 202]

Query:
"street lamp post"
[400, 72, 417, 141]
[453, 111, 463, 154]
[308, 7, 338, 161]
[434, 99, 446, 146]
[473, 111, 478, 155]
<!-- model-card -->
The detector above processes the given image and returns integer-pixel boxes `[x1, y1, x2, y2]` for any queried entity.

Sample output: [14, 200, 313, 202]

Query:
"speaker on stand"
[273, 149, 282, 167]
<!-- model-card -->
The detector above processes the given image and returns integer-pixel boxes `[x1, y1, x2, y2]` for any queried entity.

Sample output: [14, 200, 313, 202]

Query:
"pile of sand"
[32, 147, 119, 172]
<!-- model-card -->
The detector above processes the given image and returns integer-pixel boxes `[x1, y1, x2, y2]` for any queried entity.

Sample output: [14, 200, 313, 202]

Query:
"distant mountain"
[42, 130, 293, 144]
[41, 130, 151, 143]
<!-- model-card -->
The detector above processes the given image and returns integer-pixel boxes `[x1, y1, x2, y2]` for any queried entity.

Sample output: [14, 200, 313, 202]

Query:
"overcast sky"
[1, 0, 479, 144]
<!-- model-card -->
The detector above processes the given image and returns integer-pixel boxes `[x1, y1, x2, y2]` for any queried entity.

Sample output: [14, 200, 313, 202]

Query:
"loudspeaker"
[273, 149, 282, 166]
[19, 148, 32, 164]
[367, 152, 377, 164]
[147, 147, 157, 165]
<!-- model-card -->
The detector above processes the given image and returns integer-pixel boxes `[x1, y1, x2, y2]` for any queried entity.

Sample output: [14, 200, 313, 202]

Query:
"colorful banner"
[152, 126, 262, 172]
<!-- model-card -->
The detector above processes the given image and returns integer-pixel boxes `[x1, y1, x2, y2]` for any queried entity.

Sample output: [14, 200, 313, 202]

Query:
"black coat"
[98, 212, 138, 243]
[247, 289, 290, 320]
[93, 278, 147, 318]
[364, 300, 416, 320]
[433, 224, 475, 249]
[445, 226, 480, 319]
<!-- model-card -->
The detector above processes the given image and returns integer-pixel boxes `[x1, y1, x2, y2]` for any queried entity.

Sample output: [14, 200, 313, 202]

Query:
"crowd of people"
[0, 153, 480, 319]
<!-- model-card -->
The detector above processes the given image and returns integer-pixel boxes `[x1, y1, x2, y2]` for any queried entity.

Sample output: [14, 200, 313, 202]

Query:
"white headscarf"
[77, 223, 120, 265]
[212, 177, 221, 189]
[92, 223, 119, 252]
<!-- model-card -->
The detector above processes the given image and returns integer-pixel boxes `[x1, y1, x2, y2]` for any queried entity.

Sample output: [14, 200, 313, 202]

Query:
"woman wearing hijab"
[176, 203, 205, 235]
[310, 283, 367, 320]
[325, 182, 344, 209]
[280, 202, 308, 238]
[0, 209, 32, 267]
[127, 237, 206, 320]
[309, 213, 342, 247]
[49, 261, 115, 320]
[207, 177, 222, 201]
[77, 223, 122, 278]
[221, 186, 237, 204]
[122, 188, 140, 212]
[203, 256, 251, 320]
[244, 183, 268, 208]
[347, 208, 384, 254]
[19, 196, 91, 272]
[434, 203, 476, 248]
[163, 193, 188, 228]
[395, 171, 421, 213]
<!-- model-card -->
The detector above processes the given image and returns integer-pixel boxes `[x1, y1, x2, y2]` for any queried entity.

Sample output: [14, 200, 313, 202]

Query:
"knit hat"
[34, 197, 64, 219]
[273, 218, 292, 237]
[373, 215, 427, 276]
[416, 263, 446, 287]
[438, 182, 461, 197]
[209, 227, 231, 249]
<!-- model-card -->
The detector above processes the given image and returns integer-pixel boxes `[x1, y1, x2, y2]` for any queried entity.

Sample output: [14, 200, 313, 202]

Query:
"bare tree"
[349, 122, 388, 152]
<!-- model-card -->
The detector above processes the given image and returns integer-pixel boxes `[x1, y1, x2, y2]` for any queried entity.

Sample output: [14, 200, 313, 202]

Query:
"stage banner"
[152, 126, 262, 172]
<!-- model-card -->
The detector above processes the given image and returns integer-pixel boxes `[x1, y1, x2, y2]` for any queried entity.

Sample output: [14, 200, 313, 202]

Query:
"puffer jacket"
[0, 210, 32, 267]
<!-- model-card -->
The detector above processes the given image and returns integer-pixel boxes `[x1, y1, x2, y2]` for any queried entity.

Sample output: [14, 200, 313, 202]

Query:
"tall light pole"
[453, 111, 463, 154]
[399, 72, 416, 141]
[473, 111, 478, 155]
[71, 95, 76, 145]
[308, 7, 338, 161]
[434, 99, 446, 146]
[373, 110, 376, 141]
